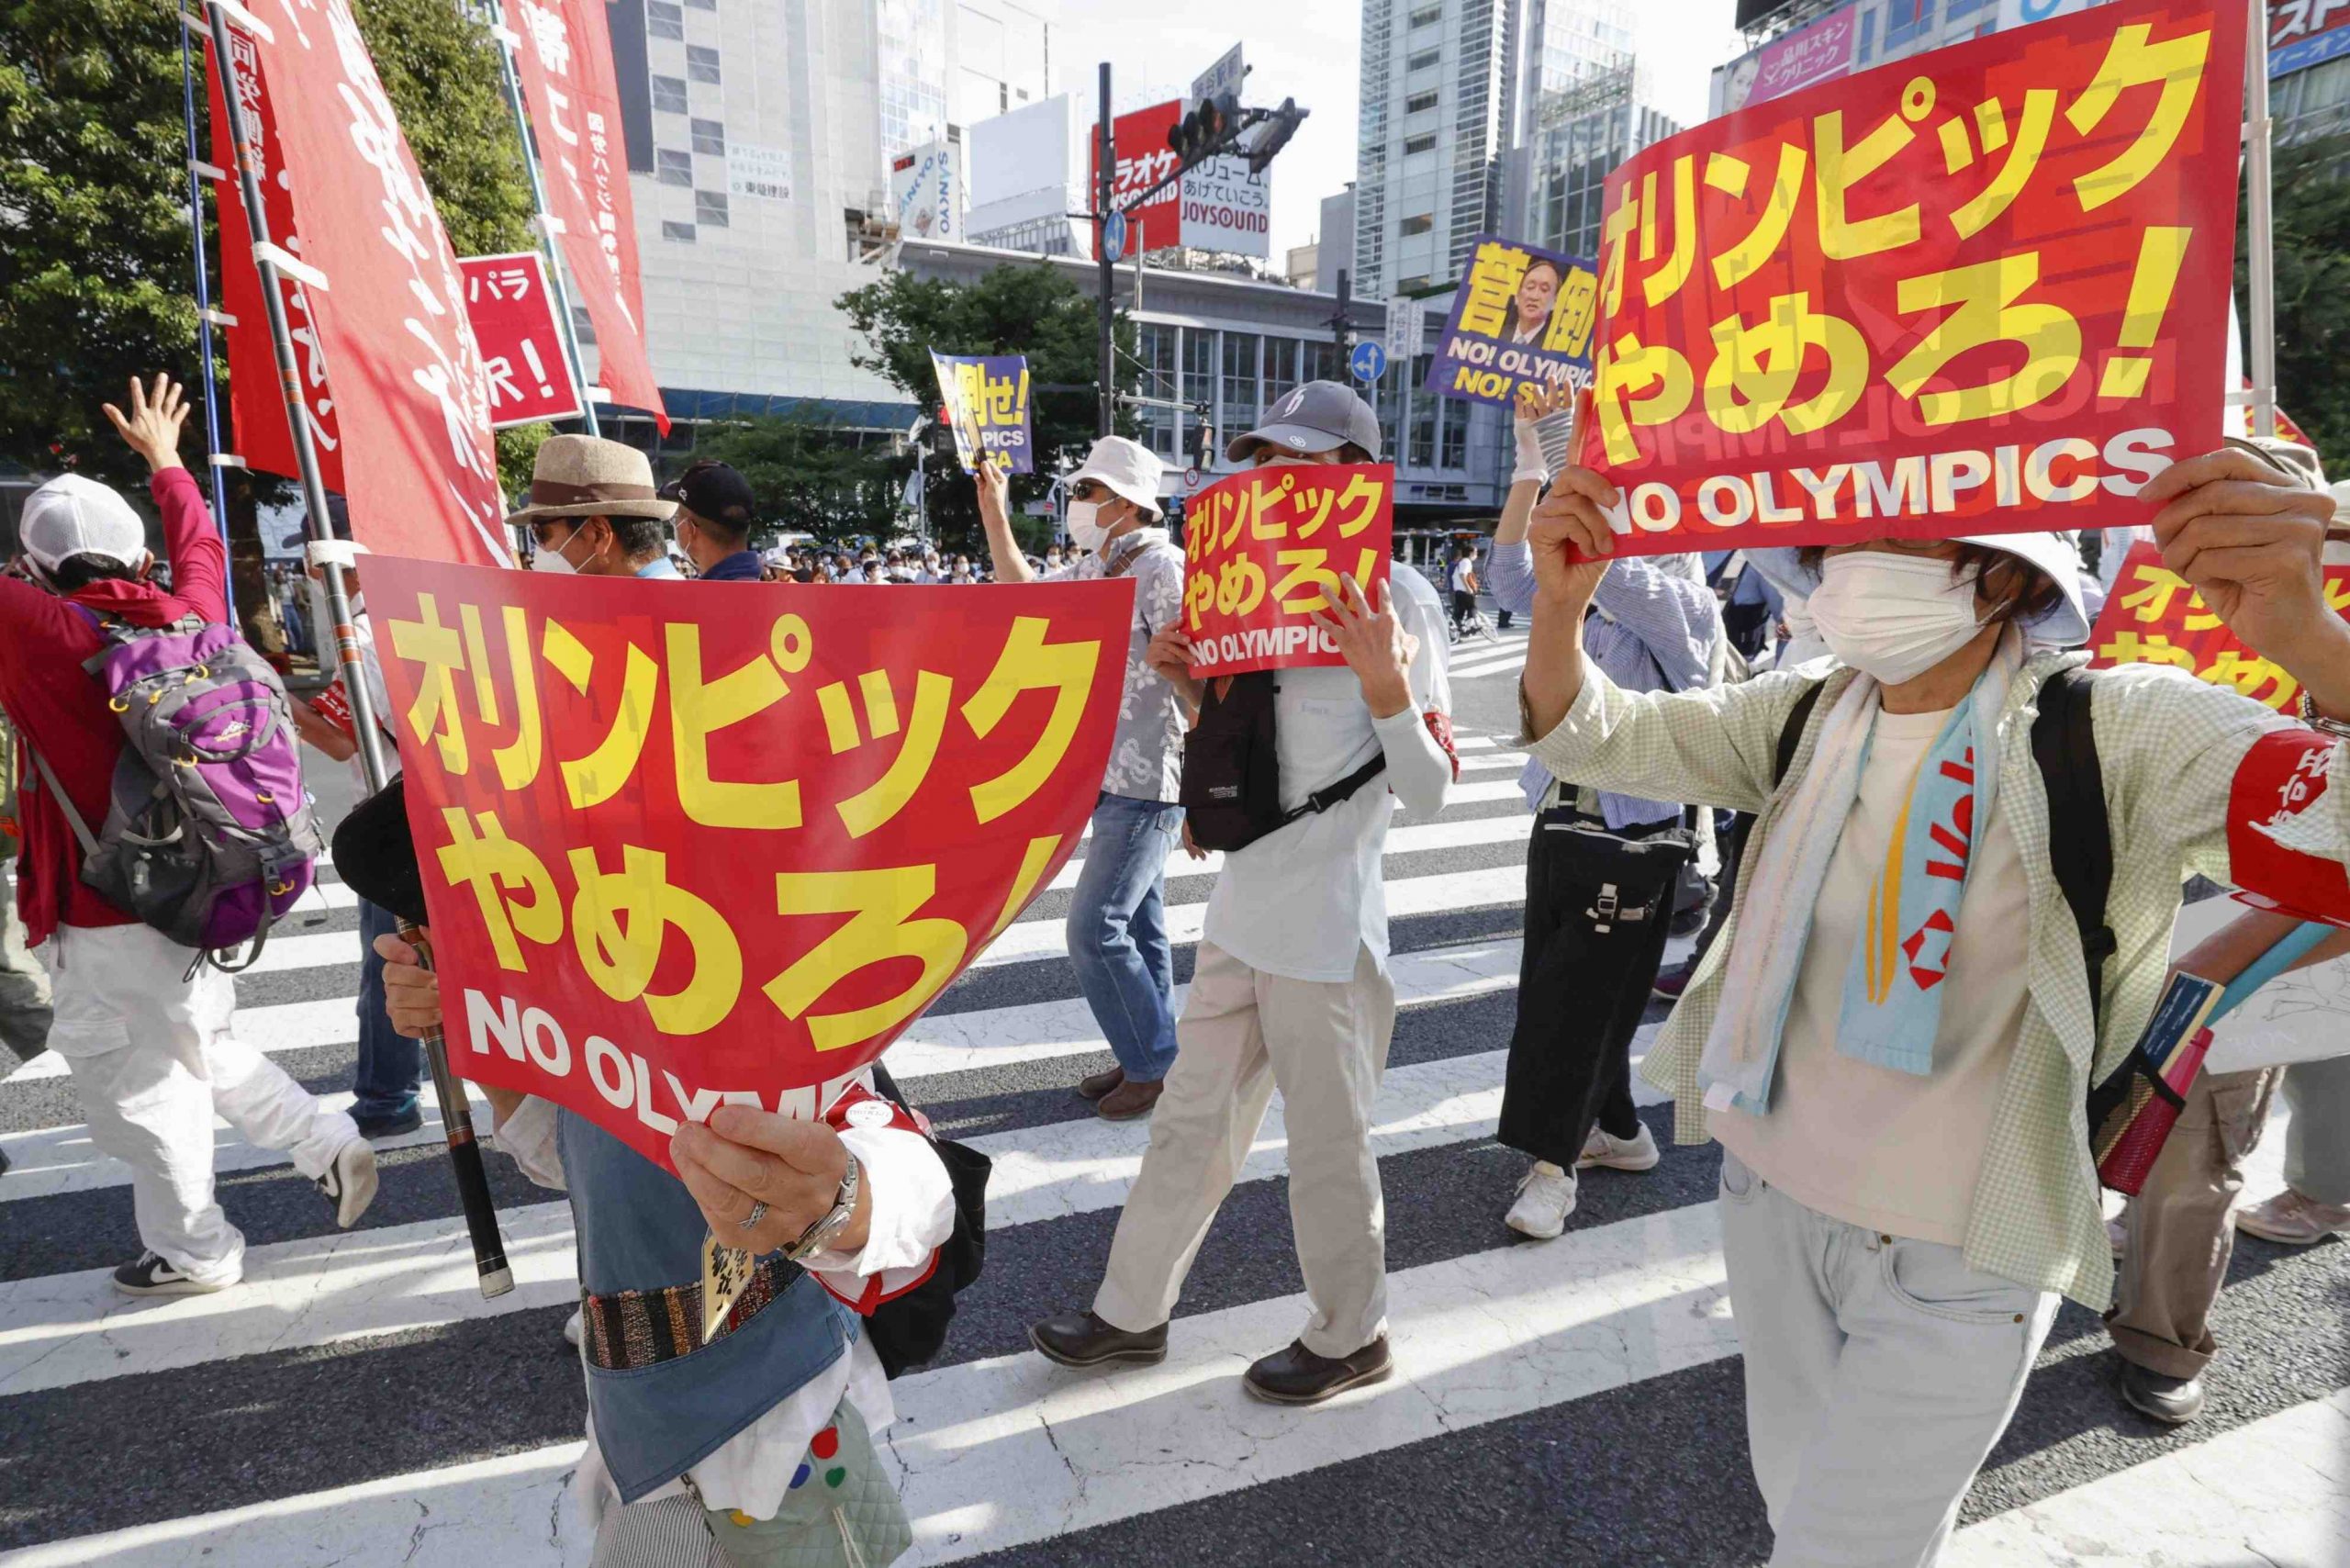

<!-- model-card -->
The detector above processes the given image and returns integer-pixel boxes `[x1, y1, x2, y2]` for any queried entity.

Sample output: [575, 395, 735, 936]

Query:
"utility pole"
[1096, 62, 1116, 439]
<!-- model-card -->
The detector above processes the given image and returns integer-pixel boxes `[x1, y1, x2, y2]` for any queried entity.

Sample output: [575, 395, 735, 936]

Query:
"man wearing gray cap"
[978, 436, 1189, 1121]
[1031, 382, 1458, 1405]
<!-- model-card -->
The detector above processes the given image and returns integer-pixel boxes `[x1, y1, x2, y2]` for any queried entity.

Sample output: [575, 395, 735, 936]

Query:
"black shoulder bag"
[859, 1062, 991, 1379]
[1179, 673, 1387, 853]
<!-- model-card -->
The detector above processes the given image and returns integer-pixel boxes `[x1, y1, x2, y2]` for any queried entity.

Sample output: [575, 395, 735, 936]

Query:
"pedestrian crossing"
[2, 725, 2344, 1567]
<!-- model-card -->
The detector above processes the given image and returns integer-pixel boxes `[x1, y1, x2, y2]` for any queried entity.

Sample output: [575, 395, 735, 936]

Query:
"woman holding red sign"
[1518, 441, 2350, 1565]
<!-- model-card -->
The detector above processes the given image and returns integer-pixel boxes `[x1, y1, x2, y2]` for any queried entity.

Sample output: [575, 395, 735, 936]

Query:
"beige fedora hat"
[505, 434, 677, 526]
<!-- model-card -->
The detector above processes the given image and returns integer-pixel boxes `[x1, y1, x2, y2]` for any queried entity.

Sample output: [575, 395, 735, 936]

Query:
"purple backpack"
[27, 609, 323, 970]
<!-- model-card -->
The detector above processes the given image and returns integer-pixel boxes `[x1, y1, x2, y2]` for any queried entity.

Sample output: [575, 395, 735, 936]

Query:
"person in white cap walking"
[976, 436, 1189, 1121]
[0, 375, 375, 1294]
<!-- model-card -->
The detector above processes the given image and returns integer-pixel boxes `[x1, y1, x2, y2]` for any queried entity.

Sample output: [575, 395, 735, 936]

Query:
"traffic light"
[1246, 97, 1307, 174]
[1167, 92, 1239, 168]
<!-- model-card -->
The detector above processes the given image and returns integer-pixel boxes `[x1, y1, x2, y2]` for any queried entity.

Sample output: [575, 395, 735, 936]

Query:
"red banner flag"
[1182, 463, 1394, 678]
[1577, 2, 2248, 557]
[2088, 542, 2350, 711]
[461, 253, 585, 428]
[368, 562, 1134, 1166]
[500, 0, 668, 432]
[1091, 100, 1183, 255]
[226, 1, 510, 567]
[205, 33, 344, 493]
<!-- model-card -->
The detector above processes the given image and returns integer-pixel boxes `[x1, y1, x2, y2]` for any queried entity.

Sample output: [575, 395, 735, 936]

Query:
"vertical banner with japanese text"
[462, 254, 586, 429]
[1182, 464, 1393, 678]
[1580, 2, 2247, 558]
[205, 34, 344, 493]
[1091, 101, 1183, 254]
[500, 0, 669, 432]
[929, 352, 1034, 474]
[1427, 237, 1599, 410]
[2087, 542, 2350, 711]
[369, 561, 1135, 1165]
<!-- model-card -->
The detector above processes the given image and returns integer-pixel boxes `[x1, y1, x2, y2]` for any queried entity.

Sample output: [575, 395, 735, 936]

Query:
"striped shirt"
[1525, 650, 2350, 1308]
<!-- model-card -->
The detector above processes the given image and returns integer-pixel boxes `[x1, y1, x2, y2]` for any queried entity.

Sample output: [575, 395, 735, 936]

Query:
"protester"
[0, 719, 52, 1073]
[1030, 379, 1457, 1405]
[515, 436, 680, 580]
[1484, 406, 1722, 1238]
[374, 921, 947, 1564]
[2107, 901, 2350, 1424]
[1516, 439, 2350, 1564]
[0, 375, 375, 1294]
[662, 459, 764, 582]
[976, 436, 1188, 1120]
[1447, 543, 1481, 635]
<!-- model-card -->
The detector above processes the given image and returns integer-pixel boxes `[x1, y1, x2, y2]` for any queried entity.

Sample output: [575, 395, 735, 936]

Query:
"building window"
[656, 149, 693, 186]
[1138, 323, 1180, 460]
[1407, 48, 1441, 72]
[695, 190, 730, 227]
[1182, 328, 1219, 439]
[684, 0, 715, 8]
[1399, 212, 1433, 237]
[1884, 0, 1935, 50]
[570, 305, 597, 346]
[1263, 339, 1301, 403]
[1409, 3, 1441, 25]
[1221, 332, 1260, 435]
[662, 220, 696, 243]
[652, 74, 688, 114]
[1438, 395, 1465, 471]
[1405, 89, 1439, 114]
[1408, 356, 1437, 468]
[690, 118, 726, 155]
[1303, 340, 1338, 386]
[647, 0, 683, 39]
[1404, 132, 1437, 156]
[1947, 0, 1994, 14]
[1397, 274, 1429, 293]
[687, 44, 722, 84]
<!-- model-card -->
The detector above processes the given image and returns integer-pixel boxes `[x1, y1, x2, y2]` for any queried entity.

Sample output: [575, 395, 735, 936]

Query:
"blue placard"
[1348, 341, 1386, 383]
[1102, 210, 1129, 263]
[1425, 233, 1597, 410]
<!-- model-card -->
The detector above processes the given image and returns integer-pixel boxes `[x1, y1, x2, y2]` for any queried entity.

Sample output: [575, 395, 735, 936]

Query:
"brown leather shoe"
[1030, 1310, 1169, 1368]
[1096, 1076, 1164, 1120]
[1242, 1336, 1393, 1405]
[1076, 1065, 1125, 1102]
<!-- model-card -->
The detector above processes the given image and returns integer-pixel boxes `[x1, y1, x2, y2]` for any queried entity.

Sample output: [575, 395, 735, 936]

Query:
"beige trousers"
[1094, 940, 1396, 1359]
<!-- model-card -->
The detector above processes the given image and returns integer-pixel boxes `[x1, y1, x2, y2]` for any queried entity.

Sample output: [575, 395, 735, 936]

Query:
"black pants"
[1723, 599, 1772, 660]
[1450, 590, 1476, 628]
[1498, 811, 1691, 1169]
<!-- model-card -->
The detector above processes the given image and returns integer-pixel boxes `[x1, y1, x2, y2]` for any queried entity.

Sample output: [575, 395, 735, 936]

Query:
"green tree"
[835, 260, 1138, 551]
[688, 416, 908, 546]
[2241, 133, 2350, 475]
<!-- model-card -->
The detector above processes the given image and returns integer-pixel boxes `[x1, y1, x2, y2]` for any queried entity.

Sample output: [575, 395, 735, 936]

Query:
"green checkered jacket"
[1527, 650, 2345, 1309]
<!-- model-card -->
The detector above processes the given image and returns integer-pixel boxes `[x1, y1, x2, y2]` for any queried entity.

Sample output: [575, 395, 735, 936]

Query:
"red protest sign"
[1091, 101, 1182, 253]
[500, 0, 668, 432]
[1182, 464, 1393, 678]
[367, 561, 1133, 1166]
[461, 253, 584, 429]
[2088, 542, 2350, 711]
[1578, 3, 2248, 558]
[205, 33, 343, 493]
[229, 0, 511, 567]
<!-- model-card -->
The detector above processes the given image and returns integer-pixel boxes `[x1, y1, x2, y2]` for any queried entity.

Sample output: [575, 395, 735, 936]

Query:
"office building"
[968, 94, 1085, 256]
[1285, 241, 1322, 286]
[1316, 185, 1358, 291]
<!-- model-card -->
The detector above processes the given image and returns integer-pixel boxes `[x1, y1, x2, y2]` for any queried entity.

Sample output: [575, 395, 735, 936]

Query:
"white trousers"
[1095, 940, 1396, 1359]
[42, 924, 356, 1283]
[1718, 1150, 2059, 1568]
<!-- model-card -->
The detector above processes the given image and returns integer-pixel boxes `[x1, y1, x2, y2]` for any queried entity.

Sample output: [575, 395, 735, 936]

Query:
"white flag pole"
[2245, 0, 2277, 442]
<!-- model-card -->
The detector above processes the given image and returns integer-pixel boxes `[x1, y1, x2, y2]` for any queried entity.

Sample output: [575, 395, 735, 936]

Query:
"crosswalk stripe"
[1038, 806, 1529, 894]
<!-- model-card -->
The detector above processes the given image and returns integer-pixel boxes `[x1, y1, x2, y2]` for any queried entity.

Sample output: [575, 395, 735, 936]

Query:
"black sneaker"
[0, 1143, 10, 1178]
[352, 1105, 425, 1139]
[114, 1251, 233, 1297]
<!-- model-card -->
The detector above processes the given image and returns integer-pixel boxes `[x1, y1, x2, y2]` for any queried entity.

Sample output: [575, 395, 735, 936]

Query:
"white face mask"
[531, 524, 589, 575]
[1807, 552, 1988, 685]
[1065, 498, 1110, 552]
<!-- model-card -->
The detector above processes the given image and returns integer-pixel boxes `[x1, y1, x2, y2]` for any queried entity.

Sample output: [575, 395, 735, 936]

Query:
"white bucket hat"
[18, 475, 149, 577]
[1066, 436, 1164, 522]
[1747, 530, 2093, 646]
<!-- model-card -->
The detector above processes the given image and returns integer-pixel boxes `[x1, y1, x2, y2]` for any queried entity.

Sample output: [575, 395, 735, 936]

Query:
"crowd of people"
[5, 370, 2349, 1568]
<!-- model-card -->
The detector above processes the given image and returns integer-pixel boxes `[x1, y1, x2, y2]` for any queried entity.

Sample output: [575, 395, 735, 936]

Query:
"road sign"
[1348, 340, 1386, 383]
[1385, 297, 1422, 364]
[1184, 465, 1203, 489]
[1102, 209, 1128, 263]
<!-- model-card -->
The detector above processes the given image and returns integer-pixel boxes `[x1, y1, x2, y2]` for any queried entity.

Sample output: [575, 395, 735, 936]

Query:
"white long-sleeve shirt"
[489, 1077, 952, 1525]
[1200, 567, 1454, 981]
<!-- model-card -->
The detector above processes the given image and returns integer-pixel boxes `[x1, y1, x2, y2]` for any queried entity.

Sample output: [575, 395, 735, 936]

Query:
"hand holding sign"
[671, 1108, 867, 1258]
[1306, 576, 1415, 720]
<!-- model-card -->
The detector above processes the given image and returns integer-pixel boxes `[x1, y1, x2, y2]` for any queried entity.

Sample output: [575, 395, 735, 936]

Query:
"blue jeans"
[352, 898, 422, 1123]
[1066, 792, 1182, 1083]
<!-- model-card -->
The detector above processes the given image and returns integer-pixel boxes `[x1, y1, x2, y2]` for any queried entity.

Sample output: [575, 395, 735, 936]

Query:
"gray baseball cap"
[1226, 379, 1382, 464]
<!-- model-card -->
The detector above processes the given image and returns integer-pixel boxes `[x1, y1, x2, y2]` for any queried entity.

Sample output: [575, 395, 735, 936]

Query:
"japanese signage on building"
[1182, 460, 1394, 678]
[1579, 1, 2249, 559]
[1427, 237, 1599, 410]
[930, 352, 1034, 474]
[1180, 156, 1272, 258]
[1092, 100, 1184, 254]
[2272, 0, 2350, 76]
[372, 560, 1135, 1165]
[1712, 5, 1860, 115]
[461, 253, 584, 429]
[891, 139, 960, 241]
[726, 141, 793, 203]
[2088, 542, 2350, 712]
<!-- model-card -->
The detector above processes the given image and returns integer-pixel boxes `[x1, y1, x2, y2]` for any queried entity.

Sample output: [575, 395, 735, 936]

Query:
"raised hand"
[102, 374, 190, 475]
[1527, 465, 1618, 615]
[1309, 574, 1415, 720]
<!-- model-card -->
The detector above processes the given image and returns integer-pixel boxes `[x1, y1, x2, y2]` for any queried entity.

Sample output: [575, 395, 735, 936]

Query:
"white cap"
[19, 475, 148, 575]
[1067, 436, 1164, 521]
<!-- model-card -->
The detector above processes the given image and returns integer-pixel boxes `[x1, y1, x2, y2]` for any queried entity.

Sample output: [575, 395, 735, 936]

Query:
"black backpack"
[1771, 667, 2152, 1145]
[860, 1061, 991, 1379]
[1179, 672, 1387, 853]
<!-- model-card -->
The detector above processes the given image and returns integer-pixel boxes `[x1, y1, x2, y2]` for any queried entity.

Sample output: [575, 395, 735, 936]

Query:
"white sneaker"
[1577, 1123, 1661, 1172]
[317, 1138, 379, 1229]
[2235, 1188, 2350, 1246]
[113, 1250, 234, 1296]
[1505, 1161, 1576, 1239]
[564, 1307, 584, 1349]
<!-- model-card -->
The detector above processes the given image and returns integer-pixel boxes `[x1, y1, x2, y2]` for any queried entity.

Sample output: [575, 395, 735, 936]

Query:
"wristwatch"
[783, 1153, 863, 1262]
[2300, 690, 2350, 742]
